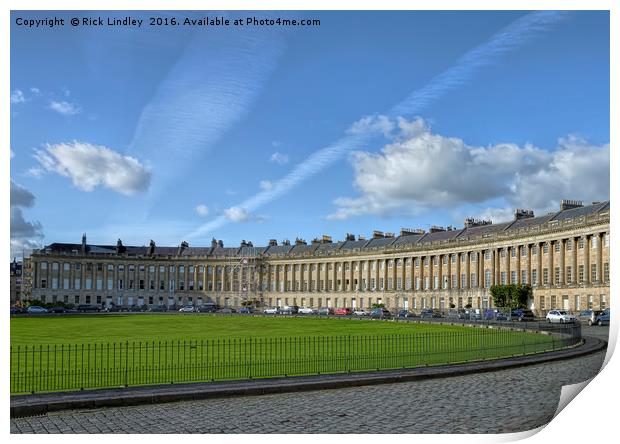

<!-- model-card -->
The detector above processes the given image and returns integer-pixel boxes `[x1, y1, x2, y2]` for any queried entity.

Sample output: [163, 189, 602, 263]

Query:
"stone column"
[428, 255, 434, 290]
[438, 255, 443, 290]
[537, 243, 543, 287]
[526, 244, 532, 285]
[419, 257, 425, 290]
[465, 252, 470, 289]
[516, 246, 521, 284]
[456, 253, 461, 289]
[559, 239, 565, 285]
[572, 238, 578, 284]
[447, 253, 452, 289]
[583, 236, 590, 284]
[505, 247, 510, 284]
[596, 233, 603, 284]
[547, 241, 554, 286]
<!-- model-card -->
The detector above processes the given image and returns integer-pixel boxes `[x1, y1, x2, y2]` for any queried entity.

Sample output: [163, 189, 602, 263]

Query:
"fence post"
[124, 341, 129, 387]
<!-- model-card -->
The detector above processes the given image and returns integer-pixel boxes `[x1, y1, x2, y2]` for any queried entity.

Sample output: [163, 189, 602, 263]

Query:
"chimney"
[217, 240, 224, 248]
[115, 238, 125, 254]
[177, 240, 189, 256]
[211, 238, 218, 248]
[357, 235, 366, 241]
[373, 230, 384, 239]
[282, 239, 291, 246]
[400, 228, 425, 236]
[311, 238, 321, 245]
[322, 235, 332, 243]
[429, 225, 445, 233]
[268, 239, 278, 247]
[295, 237, 307, 245]
[345, 233, 355, 241]
[560, 200, 583, 211]
[148, 240, 156, 256]
[464, 218, 492, 228]
[385, 232, 395, 238]
[514, 209, 534, 220]
[81, 233, 87, 254]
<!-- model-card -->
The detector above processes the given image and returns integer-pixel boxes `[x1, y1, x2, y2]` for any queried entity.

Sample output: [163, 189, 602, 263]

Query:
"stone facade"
[26, 201, 610, 315]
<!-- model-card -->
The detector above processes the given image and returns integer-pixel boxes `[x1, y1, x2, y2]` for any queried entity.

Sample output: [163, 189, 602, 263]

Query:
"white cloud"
[270, 152, 289, 165]
[33, 141, 151, 195]
[30, 87, 41, 94]
[272, 140, 282, 147]
[49, 100, 81, 116]
[328, 118, 609, 221]
[259, 180, 273, 191]
[11, 89, 26, 104]
[10, 181, 44, 257]
[346, 115, 395, 138]
[195, 204, 209, 216]
[223, 206, 251, 222]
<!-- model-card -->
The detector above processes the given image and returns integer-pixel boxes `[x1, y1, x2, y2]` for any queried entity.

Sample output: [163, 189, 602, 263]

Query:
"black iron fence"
[11, 323, 581, 395]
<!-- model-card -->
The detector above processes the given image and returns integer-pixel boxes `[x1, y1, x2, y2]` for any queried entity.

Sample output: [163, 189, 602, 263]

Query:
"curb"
[11, 335, 606, 418]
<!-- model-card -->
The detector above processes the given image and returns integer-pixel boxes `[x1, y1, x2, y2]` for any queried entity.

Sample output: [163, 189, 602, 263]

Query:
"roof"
[39, 201, 609, 259]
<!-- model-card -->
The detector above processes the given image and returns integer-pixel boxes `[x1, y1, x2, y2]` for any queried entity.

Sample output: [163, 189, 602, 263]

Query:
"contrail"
[186, 11, 569, 240]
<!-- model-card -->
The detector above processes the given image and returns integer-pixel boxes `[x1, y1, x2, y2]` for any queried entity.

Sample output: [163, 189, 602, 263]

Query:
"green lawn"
[12, 314, 487, 345]
[10, 314, 561, 394]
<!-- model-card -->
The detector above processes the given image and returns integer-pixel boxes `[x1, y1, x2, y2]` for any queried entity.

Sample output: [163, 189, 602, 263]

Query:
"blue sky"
[10, 10, 610, 256]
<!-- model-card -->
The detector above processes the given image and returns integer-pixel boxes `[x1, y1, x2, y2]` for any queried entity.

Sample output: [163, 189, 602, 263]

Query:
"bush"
[489, 284, 531, 309]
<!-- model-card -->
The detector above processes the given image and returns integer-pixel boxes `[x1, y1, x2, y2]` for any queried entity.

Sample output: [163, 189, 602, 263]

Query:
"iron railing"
[10, 323, 581, 394]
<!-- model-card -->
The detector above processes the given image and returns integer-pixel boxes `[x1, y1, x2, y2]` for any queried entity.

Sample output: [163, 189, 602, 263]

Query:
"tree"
[489, 284, 532, 309]
[371, 303, 385, 309]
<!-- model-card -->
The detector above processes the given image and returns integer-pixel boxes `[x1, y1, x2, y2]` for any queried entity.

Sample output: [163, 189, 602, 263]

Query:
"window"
[118, 265, 124, 272]
[484, 269, 491, 288]
[451, 255, 456, 264]
[85, 295, 91, 304]
[129, 265, 135, 272]
[587, 294, 593, 309]
[169, 265, 175, 273]
[566, 266, 572, 284]
[118, 279, 123, 290]
[139, 279, 145, 290]
[543, 268, 548, 285]
[97, 264, 103, 272]
[532, 246, 538, 255]
[160, 280, 165, 290]
[591, 237, 598, 249]
[159, 265, 165, 273]
[521, 247, 526, 257]
[511, 248, 516, 258]
[578, 238, 585, 249]
[554, 242, 560, 252]
[75, 263, 81, 270]
[74, 278, 81, 290]
[96, 278, 102, 290]
[41, 262, 48, 270]
[591, 264, 597, 281]
[63, 263, 70, 271]
[52, 262, 59, 271]
[150, 280, 156, 290]
[107, 264, 114, 271]
[63, 278, 69, 289]
[169, 280, 175, 291]
[574, 295, 580, 310]
[85, 278, 92, 290]
[551, 295, 556, 308]
[129, 279, 134, 290]
[461, 273, 466, 288]
[485, 250, 491, 260]
[543, 244, 549, 254]
[554, 267, 560, 284]
[500, 272, 507, 285]
[470, 273, 476, 287]
[604, 233, 609, 247]
[532, 269, 538, 286]
[578, 265, 585, 283]
[511, 271, 517, 284]
[500, 249, 506, 258]
[600, 294, 607, 310]
[566, 241, 572, 251]
[604, 263, 609, 282]
[521, 270, 527, 284]
[179, 265, 185, 273]
[107, 278, 113, 290]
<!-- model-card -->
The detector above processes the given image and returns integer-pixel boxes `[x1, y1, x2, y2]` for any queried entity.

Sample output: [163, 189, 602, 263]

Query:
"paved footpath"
[11, 328, 610, 434]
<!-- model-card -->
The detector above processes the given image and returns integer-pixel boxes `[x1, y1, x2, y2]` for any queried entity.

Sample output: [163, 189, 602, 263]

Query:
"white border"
[3, 1, 616, 443]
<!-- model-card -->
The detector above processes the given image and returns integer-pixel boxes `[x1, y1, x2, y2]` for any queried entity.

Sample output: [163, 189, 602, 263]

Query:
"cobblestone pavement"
[11, 328, 610, 434]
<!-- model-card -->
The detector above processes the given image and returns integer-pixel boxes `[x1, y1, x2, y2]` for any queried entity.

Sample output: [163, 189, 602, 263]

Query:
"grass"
[10, 314, 560, 394]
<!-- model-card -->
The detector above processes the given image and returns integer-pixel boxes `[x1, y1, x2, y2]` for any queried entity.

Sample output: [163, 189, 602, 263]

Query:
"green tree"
[490, 284, 531, 309]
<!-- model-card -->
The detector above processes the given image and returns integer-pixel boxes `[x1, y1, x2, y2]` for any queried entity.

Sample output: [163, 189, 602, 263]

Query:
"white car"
[298, 307, 316, 315]
[546, 310, 576, 323]
[263, 307, 279, 314]
[178, 305, 195, 313]
[353, 309, 368, 316]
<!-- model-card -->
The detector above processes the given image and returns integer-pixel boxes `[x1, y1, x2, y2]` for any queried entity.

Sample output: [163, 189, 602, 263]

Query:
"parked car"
[148, 305, 168, 312]
[298, 307, 316, 315]
[577, 309, 603, 326]
[263, 307, 279, 314]
[10, 306, 25, 314]
[465, 308, 482, 320]
[335, 307, 352, 316]
[317, 307, 334, 316]
[595, 308, 610, 326]
[510, 309, 537, 322]
[280, 306, 299, 315]
[27, 305, 48, 314]
[196, 304, 217, 313]
[128, 305, 148, 312]
[105, 304, 124, 312]
[395, 310, 416, 319]
[77, 304, 101, 312]
[238, 307, 254, 314]
[47, 306, 67, 313]
[217, 307, 235, 314]
[447, 309, 467, 319]
[545, 309, 576, 324]
[370, 308, 392, 319]
[420, 308, 442, 319]
[178, 305, 195, 313]
[352, 309, 368, 317]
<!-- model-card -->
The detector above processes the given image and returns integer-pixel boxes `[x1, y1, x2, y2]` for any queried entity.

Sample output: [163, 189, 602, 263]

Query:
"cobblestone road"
[11, 328, 610, 434]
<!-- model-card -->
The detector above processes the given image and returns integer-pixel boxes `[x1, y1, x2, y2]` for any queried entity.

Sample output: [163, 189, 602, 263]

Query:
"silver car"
[545, 310, 576, 323]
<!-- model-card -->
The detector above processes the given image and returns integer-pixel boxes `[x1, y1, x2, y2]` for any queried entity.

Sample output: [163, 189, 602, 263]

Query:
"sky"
[9, 10, 610, 257]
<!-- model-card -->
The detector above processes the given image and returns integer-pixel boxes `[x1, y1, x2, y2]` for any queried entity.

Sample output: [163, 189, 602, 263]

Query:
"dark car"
[370, 308, 392, 319]
[10, 306, 26, 314]
[447, 309, 467, 319]
[484, 309, 509, 321]
[238, 307, 254, 314]
[510, 309, 537, 322]
[595, 308, 610, 326]
[317, 307, 333, 316]
[197, 304, 217, 313]
[77, 304, 101, 312]
[217, 307, 235, 314]
[420, 308, 442, 319]
[577, 309, 603, 326]
[105, 304, 123, 312]
[148, 305, 168, 312]
[396, 310, 416, 318]
[47, 306, 67, 313]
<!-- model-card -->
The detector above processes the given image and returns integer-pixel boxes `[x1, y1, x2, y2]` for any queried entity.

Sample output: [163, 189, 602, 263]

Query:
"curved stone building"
[26, 200, 609, 315]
